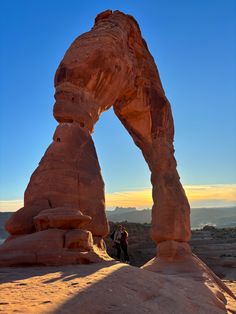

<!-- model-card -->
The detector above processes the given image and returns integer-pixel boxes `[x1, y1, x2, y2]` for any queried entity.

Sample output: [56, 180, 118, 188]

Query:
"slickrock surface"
[0, 262, 235, 314]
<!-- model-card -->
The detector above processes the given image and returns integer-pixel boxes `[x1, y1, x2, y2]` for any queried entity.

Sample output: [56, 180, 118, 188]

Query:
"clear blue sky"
[0, 0, 235, 208]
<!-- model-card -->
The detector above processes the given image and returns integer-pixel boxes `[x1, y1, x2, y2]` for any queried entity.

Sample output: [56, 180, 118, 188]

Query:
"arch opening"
[93, 107, 152, 212]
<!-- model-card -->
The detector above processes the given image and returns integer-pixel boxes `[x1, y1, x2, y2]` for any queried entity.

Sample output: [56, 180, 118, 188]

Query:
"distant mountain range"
[0, 212, 12, 243]
[106, 207, 151, 224]
[0, 206, 236, 244]
[107, 206, 236, 229]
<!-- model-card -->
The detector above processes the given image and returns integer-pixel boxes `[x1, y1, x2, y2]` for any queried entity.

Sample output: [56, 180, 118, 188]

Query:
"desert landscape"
[0, 4, 236, 314]
[106, 222, 236, 278]
[0, 261, 236, 314]
[1, 212, 236, 278]
[1, 215, 236, 313]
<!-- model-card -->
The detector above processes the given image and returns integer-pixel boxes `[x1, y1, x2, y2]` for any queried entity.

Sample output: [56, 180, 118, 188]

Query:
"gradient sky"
[0, 0, 236, 211]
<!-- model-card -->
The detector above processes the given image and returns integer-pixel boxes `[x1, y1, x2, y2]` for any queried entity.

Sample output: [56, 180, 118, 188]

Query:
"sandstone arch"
[54, 9, 191, 244]
[2, 9, 191, 263]
[1, 11, 235, 310]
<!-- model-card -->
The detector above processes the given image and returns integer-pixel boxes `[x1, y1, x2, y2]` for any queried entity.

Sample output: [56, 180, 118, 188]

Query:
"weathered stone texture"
[1, 10, 191, 265]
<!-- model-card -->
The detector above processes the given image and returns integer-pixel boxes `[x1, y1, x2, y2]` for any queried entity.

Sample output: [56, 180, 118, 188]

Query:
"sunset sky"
[0, 0, 236, 212]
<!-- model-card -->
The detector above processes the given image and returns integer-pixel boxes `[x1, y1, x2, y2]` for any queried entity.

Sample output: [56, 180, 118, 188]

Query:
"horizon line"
[1, 183, 236, 212]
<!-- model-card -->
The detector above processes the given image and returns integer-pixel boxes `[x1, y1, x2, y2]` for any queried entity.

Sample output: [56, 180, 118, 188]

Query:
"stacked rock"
[0, 208, 111, 266]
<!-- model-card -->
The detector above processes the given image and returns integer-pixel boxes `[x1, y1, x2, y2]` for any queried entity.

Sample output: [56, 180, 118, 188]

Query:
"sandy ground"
[0, 261, 235, 314]
[223, 281, 236, 313]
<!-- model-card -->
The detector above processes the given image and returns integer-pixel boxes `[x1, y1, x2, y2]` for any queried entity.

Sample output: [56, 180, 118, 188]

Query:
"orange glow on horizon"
[105, 184, 236, 209]
[0, 184, 235, 212]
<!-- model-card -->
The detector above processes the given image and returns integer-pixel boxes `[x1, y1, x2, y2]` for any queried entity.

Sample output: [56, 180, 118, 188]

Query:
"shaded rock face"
[0, 229, 110, 266]
[1, 10, 191, 265]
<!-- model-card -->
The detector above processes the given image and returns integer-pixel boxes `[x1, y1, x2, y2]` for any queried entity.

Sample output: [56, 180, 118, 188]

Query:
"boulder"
[5, 199, 51, 235]
[33, 207, 92, 231]
[0, 229, 65, 253]
[0, 229, 111, 266]
[65, 229, 93, 251]
[0, 229, 65, 266]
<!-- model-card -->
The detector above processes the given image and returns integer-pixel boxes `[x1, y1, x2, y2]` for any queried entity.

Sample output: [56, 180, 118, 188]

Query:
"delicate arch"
[6, 10, 190, 244]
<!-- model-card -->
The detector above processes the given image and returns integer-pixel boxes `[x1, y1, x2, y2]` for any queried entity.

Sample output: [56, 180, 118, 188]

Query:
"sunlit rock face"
[1, 10, 191, 266]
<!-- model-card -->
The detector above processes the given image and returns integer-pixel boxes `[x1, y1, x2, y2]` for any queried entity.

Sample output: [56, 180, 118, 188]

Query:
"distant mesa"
[113, 206, 137, 213]
[107, 206, 236, 228]
[1, 206, 235, 243]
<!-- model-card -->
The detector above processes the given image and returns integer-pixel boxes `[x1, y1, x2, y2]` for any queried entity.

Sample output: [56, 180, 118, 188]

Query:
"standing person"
[113, 225, 122, 260]
[120, 226, 130, 263]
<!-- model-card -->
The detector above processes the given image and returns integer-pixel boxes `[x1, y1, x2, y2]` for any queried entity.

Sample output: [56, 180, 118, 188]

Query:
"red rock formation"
[0, 229, 107, 266]
[53, 9, 191, 244]
[0, 10, 235, 309]
[5, 10, 191, 245]
[34, 208, 92, 231]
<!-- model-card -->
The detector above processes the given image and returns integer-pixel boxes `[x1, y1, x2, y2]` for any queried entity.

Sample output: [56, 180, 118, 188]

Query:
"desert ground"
[0, 224, 236, 313]
[0, 261, 236, 314]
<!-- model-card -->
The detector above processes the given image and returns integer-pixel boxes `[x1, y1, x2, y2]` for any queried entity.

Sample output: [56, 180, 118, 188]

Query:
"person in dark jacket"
[120, 226, 130, 263]
[113, 225, 122, 260]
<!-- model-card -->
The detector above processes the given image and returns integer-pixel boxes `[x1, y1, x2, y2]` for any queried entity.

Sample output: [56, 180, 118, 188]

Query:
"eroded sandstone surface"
[0, 263, 236, 314]
[2, 10, 191, 264]
[0, 9, 235, 311]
